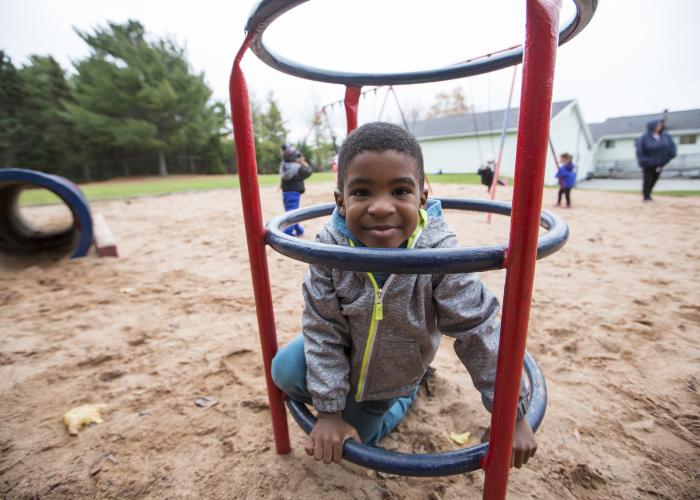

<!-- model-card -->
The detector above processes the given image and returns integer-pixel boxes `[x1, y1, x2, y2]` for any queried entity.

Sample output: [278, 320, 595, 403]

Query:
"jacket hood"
[646, 119, 664, 133]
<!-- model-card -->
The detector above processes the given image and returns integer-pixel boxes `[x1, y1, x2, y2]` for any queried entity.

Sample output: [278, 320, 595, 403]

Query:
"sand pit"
[1, 183, 698, 499]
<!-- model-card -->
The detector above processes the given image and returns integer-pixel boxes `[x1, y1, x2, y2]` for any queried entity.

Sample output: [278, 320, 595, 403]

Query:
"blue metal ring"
[286, 351, 546, 476]
[265, 198, 568, 274]
[245, 0, 597, 86]
[0, 168, 93, 259]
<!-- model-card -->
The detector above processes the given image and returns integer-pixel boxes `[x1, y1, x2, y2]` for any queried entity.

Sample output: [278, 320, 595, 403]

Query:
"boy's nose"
[367, 195, 396, 217]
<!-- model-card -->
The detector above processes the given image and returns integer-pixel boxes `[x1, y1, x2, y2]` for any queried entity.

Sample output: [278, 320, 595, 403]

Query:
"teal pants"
[271, 335, 418, 445]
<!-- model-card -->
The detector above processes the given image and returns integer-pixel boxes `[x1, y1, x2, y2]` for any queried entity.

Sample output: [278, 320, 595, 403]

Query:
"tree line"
[0, 20, 336, 183]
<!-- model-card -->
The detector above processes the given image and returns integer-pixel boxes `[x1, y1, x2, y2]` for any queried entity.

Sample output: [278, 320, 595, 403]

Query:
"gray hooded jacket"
[302, 200, 529, 418]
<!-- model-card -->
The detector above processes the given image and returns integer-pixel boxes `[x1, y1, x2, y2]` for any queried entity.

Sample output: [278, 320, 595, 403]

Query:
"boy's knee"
[270, 352, 287, 390]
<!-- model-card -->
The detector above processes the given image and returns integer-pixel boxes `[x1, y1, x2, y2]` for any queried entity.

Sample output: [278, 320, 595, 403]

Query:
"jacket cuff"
[312, 393, 347, 414]
[515, 397, 530, 421]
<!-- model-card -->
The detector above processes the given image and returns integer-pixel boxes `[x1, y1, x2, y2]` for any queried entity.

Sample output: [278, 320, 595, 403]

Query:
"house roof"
[408, 100, 574, 139]
[588, 108, 700, 141]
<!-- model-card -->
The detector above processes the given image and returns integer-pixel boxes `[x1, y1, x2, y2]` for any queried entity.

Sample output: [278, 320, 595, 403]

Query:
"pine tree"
[66, 20, 226, 176]
[14, 55, 78, 177]
[0, 51, 24, 166]
[251, 92, 289, 174]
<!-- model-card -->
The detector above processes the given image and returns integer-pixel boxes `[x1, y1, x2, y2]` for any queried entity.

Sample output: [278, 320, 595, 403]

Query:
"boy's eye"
[393, 187, 413, 196]
[350, 188, 370, 197]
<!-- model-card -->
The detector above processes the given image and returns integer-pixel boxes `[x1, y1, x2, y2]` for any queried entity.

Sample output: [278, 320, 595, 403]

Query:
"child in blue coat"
[555, 153, 576, 208]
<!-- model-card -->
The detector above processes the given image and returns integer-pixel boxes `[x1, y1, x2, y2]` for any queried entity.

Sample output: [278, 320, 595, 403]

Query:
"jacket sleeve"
[280, 161, 301, 181]
[432, 233, 529, 419]
[298, 164, 313, 180]
[669, 136, 677, 160]
[302, 263, 352, 413]
[636, 136, 649, 167]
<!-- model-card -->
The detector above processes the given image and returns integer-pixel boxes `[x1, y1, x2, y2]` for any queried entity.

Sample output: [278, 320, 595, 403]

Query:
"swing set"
[229, 1, 596, 498]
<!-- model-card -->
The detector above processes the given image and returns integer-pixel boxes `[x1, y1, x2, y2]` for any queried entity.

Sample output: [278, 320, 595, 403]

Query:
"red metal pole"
[229, 34, 291, 454]
[344, 86, 362, 134]
[482, 1, 560, 498]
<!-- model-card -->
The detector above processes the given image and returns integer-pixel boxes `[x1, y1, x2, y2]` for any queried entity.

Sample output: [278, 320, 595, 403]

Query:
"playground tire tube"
[0, 168, 93, 259]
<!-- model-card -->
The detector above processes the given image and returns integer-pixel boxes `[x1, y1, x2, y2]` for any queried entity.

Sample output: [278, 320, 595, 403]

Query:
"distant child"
[477, 155, 506, 193]
[555, 153, 576, 207]
[280, 144, 312, 236]
[271, 122, 537, 468]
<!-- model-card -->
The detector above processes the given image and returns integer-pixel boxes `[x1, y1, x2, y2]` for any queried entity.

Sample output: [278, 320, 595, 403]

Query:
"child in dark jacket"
[279, 144, 312, 236]
[271, 122, 537, 468]
[555, 153, 576, 207]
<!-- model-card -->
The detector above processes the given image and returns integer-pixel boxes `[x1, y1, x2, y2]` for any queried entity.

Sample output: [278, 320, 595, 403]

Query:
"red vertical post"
[482, 1, 560, 498]
[344, 86, 362, 134]
[229, 34, 291, 454]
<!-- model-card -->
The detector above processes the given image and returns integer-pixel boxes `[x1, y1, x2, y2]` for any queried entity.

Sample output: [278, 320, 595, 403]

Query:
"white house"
[589, 109, 700, 178]
[409, 100, 595, 187]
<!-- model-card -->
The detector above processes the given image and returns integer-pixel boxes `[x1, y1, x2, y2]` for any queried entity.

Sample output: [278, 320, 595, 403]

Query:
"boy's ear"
[334, 189, 346, 217]
[420, 188, 429, 208]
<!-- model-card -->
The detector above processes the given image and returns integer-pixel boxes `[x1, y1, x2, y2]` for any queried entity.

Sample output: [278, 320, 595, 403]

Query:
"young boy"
[271, 122, 537, 468]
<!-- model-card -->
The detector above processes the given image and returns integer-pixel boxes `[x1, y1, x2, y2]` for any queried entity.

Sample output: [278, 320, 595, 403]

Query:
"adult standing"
[279, 144, 312, 236]
[635, 119, 676, 202]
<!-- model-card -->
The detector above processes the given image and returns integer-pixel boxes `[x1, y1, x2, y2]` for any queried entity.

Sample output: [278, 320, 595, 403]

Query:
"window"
[679, 134, 697, 145]
[604, 139, 615, 148]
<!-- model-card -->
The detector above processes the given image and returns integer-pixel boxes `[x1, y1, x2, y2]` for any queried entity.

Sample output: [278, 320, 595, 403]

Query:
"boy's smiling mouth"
[364, 225, 400, 239]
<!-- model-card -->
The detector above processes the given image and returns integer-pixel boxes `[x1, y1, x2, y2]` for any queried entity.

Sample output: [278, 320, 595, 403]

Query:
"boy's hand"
[306, 412, 361, 464]
[481, 418, 538, 469]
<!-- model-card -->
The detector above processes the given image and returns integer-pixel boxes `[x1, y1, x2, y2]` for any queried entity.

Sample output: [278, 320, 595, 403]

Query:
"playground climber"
[280, 143, 313, 236]
[271, 122, 537, 468]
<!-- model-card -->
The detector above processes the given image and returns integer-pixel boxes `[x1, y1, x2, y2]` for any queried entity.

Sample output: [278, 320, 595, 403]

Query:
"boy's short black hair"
[337, 122, 424, 191]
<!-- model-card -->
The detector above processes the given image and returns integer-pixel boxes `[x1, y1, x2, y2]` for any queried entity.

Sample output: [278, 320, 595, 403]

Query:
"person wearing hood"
[635, 119, 676, 201]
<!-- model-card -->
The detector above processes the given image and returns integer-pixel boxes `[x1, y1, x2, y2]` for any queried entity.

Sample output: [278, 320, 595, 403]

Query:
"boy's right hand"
[306, 412, 361, 464]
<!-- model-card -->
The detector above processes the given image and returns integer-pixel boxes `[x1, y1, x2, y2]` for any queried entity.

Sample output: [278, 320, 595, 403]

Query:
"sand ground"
[1, 183, 698, 499]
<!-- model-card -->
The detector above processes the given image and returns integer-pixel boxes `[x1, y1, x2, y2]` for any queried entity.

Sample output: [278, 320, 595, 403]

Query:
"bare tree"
[426, 87, 471, 118]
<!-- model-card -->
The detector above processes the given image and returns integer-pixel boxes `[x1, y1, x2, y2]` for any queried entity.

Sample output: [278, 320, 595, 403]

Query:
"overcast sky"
[2, 0, 699, 141]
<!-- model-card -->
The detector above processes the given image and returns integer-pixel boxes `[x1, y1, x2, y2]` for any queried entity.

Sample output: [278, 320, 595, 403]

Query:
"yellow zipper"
[350, 209, 427, 401]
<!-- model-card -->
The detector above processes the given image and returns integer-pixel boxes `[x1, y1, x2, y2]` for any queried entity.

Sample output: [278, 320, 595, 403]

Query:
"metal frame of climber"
[228, 1, 596, 498]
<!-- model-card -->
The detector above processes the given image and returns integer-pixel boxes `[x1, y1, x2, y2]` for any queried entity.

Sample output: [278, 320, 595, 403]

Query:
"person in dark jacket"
[477, 156, 506, 193]
[280, 144, 312, 236]
[636, 119, 676, 201]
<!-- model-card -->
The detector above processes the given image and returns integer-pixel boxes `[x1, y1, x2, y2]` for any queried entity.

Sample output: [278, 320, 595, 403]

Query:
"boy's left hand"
[481, 418, 537, 469]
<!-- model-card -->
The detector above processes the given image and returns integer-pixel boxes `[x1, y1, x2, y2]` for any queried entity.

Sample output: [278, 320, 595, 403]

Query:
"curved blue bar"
[265, 198, 568, 274]
[0, 168, 93, 259]
[286, 352, 546, 477]
[245, 0, 597, 86]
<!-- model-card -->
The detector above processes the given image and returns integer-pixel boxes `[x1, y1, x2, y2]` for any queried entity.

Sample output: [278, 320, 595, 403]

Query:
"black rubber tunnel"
[0, 168, 93, 259]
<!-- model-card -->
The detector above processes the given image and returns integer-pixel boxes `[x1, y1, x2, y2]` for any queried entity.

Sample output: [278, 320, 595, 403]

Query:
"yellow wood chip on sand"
[63, 404, 107, 435]
[449, 431, 472, 445]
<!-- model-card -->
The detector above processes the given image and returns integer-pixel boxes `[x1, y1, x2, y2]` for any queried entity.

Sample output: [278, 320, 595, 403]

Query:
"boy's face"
[334, 150, 428, 248]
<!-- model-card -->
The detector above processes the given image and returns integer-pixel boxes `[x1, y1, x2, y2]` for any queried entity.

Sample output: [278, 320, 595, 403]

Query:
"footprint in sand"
[568, 463, 606, 491]
[219, 349, 263, 387]
[679, 304, 700, 324]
